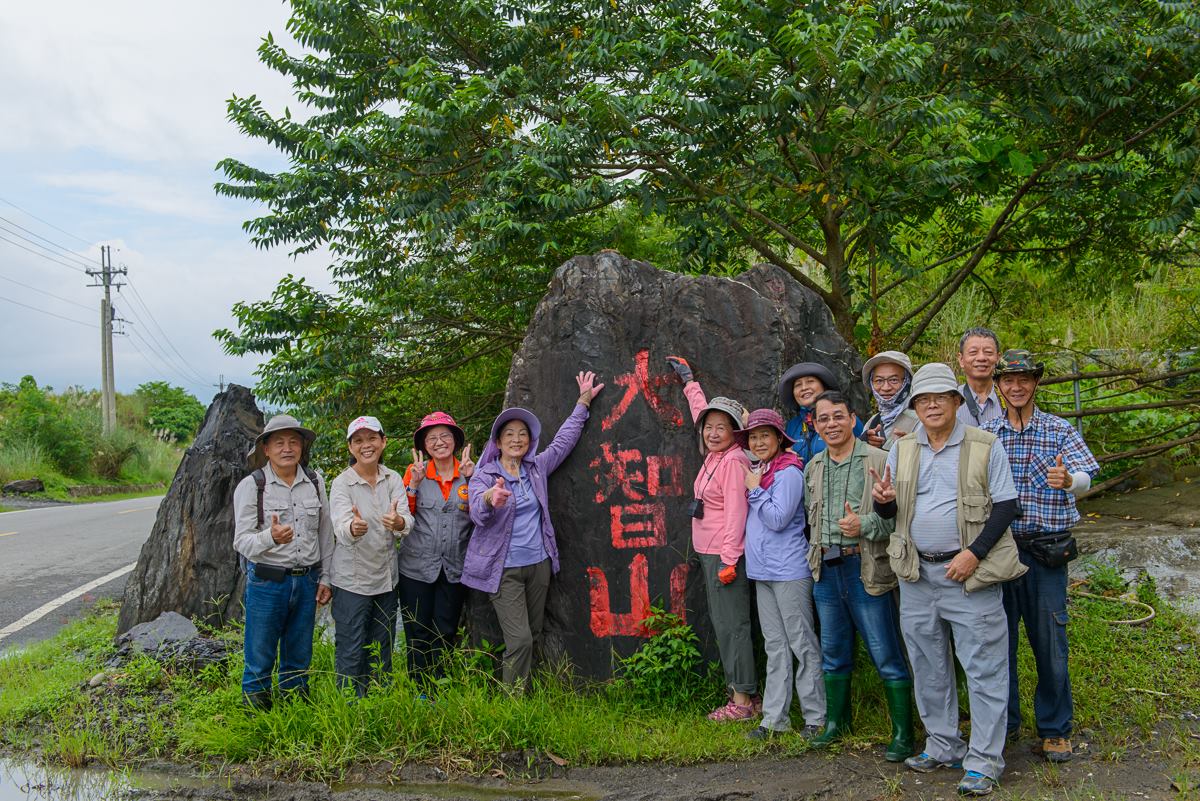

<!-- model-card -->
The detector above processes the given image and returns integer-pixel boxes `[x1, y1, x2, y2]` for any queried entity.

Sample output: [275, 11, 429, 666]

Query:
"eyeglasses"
[871, 376, 903, 388]
[425, 433, 455, 444]
[814, 412, 851, 425]
[913, 394, 956, 408]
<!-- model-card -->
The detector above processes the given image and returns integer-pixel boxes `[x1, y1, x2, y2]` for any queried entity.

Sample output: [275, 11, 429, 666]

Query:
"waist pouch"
[1020, 531, 1077, 568]
[252, 563, 288, 583]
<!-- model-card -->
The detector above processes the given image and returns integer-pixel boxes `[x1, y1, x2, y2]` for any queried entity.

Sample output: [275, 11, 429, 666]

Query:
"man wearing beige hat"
[871, 363, 1026, 796]
[233, 414, 334, 710]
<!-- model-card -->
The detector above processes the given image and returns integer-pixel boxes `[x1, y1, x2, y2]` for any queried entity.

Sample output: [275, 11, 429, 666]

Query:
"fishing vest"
[887, 426, 1027, 592]
[399, 471, 473, 584]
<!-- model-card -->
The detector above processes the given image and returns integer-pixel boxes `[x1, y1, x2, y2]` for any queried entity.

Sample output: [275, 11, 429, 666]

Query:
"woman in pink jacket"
[667, 356, 757, 721]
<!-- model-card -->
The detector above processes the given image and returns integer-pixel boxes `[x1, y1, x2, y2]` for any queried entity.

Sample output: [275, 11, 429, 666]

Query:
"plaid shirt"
[983, 408, 1100, 536]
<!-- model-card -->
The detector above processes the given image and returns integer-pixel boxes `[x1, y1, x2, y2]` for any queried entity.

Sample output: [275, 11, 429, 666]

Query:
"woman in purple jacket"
[464, 371, 604, 688]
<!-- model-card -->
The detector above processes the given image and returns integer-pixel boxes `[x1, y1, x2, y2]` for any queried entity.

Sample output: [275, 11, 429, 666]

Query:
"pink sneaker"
[707, 700, 756, 722]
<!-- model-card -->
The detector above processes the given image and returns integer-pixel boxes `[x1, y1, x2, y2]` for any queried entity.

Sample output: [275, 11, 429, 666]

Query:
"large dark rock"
[116, 385, 263, 635]
[2, 478, 44, 494]
[466, 252, 865, 679]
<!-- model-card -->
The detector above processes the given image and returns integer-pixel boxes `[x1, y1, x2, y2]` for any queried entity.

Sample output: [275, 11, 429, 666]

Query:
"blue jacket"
[786, 407, 865, 464]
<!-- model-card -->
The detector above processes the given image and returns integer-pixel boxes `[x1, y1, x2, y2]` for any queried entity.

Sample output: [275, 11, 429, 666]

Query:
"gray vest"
[398, 472, 473, 583]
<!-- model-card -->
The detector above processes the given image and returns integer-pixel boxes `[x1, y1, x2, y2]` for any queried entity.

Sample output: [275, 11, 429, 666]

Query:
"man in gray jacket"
[233, 415, 333, 710]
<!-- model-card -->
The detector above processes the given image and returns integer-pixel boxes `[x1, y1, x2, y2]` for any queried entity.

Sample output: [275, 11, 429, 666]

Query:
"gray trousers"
[489, 558, 552, 687]
[899, 561, 1009, 779]
[331, 586, 398, 697]
[756, 578, 825, 731]
[697, 553, 757, 695]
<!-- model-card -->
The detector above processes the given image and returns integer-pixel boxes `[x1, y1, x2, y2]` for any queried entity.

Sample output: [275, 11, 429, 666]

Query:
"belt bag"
[1022, 531, 1077, 568]
[252, 563, 288, 583]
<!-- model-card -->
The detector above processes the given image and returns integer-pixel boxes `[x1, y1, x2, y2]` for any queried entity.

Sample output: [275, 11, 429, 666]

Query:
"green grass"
[2, 586, 1199, 783]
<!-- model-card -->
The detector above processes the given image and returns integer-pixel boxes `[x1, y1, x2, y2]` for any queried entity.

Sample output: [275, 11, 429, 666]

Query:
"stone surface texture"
[116, 385, 264, 635]
[2, 478, 44, 494]
[465, 252, 865, 678]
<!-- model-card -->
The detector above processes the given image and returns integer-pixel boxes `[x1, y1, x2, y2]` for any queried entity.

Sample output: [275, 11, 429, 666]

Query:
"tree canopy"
[216, 0, 1200, 437]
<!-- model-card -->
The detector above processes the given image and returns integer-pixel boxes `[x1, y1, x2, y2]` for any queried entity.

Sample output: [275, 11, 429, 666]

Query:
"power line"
[0, 294, 98, 328]
[0, 215, 95, 269]
[122, 325, 213, 394]
[0, 196, 93, 247]
[0, 231, 89, 273]
[119, 309, 207, 390]
[122, 276, 211, 385]
[0, 273, 93, 311]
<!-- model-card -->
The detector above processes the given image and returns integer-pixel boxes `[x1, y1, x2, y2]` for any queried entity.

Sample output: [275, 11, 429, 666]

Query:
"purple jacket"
[463, 403, 589, 594]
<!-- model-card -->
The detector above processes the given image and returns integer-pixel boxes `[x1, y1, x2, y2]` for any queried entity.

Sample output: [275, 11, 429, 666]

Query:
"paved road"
[0, 496, 163, 652]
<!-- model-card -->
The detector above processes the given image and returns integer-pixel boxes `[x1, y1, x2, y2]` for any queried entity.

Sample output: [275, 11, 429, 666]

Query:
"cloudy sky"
[0, 2, 336, 402]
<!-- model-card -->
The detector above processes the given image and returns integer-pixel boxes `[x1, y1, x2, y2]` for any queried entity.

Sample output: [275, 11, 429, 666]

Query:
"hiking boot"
[1042, 737, 1073, 763]
[810, 673, 851, 748]
[799, 724, 823, 740]
[242, 690, 272, 712]
[957, 770, 997, 796]
[746, 725, 775, 741]
[905, 752, 962, 773]
[882, 680, 916, 762]
[707, 700, 756, 722]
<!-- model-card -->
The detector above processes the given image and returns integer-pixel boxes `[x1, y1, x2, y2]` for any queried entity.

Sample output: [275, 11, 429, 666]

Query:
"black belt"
[254, 562, 318, 576]
[823, 545, 861, 557]
[918, 550, 959, 563]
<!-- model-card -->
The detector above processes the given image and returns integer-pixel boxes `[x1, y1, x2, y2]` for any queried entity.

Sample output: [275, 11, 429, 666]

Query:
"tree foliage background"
[216, 0, 1200, 463]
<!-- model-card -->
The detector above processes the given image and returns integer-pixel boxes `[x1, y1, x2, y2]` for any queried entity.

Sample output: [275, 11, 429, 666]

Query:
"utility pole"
[87, 245, 126, 435]
[214, 374, 226, 393]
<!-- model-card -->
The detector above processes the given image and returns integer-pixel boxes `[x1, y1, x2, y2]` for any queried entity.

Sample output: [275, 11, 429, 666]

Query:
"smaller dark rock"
[3, 478, 44, 494]
[115, 611, 198, 654]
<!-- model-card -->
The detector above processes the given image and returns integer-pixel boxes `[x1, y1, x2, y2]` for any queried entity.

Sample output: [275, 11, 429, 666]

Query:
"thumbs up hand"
[486, 476, 512, 508]
[1047, 453, 1072, 490]
[382, 498, 406, 533]
[350, 505, 369, 537]
[460, 443, 475, 478]
[865, 425, 885, 448]
[270, 513, 294, 544]
[869, 464, 895, 504]
[838, 501, 862, 538]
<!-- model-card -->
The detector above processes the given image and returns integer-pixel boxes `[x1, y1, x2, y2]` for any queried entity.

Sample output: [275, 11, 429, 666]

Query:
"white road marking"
[116, 507, 157, 515]
[0, 531, 16, 538]
[0, 562, 136, 645]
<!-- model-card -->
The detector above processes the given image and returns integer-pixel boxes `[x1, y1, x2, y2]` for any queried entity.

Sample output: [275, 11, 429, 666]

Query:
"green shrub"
[0, 438, 53, 485]
[92, 429, 141, 480]
[124, 437, 182, 484]
[616, 607, 716, 711]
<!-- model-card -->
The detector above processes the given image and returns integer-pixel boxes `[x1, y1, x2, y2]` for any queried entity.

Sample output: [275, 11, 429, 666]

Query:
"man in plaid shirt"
[983, 349, 1100, 765]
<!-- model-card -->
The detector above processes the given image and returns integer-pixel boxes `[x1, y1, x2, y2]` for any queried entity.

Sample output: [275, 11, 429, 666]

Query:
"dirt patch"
[129, 730, 1193, 801]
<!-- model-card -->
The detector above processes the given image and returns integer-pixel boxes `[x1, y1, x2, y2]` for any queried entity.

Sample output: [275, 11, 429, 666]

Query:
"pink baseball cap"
[346, 415, 385, 440]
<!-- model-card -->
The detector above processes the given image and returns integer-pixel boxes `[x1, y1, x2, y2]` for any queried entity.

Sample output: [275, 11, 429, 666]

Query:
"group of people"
[231, 327, 1098, 797]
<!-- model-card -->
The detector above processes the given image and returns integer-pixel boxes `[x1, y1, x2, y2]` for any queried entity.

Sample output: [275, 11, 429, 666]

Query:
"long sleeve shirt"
[683, 381, 750, 566]
[329, 464, 413, 596]
[232, 463, 333, 581]
[982, 407, 1100, 536]
[745, 465, 811, 581]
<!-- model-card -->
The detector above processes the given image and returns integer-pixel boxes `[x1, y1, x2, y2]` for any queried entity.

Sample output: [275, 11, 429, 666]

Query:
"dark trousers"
[331, 586, 398, 697]
[396, 570, 466, 681]
[1003, 545, 1073, 738]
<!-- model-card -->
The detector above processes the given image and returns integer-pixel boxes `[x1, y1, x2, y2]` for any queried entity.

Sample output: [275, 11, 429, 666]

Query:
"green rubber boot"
[811, 673, 852, 748]
[883, 680, 916, 762]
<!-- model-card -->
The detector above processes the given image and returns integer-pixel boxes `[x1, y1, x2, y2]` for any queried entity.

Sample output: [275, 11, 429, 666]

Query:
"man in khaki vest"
[871, 363, 1026, 797]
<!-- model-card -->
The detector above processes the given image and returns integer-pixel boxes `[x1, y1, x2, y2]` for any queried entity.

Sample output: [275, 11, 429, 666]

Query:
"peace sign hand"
[460, 443, 475, 478]
[410, 448, 427, 478]
[869, 464, 895, 504]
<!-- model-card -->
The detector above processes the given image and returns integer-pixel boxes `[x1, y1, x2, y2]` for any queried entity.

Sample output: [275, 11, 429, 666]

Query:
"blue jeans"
[242, 563, 320, 696]
[813, 554, 910, 682]
[1003, 545, 1072, 738]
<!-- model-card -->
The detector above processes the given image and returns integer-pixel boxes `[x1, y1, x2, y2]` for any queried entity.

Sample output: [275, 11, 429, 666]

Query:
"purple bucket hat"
[733, 408, 797, 449]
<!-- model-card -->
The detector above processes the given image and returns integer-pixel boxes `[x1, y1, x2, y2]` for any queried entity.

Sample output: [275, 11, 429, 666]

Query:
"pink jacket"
[684, 381, 750, 566]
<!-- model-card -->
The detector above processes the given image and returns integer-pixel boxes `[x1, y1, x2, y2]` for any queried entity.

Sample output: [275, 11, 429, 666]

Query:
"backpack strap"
[962, 385, 983, 425]
[253, 468, 266, 527]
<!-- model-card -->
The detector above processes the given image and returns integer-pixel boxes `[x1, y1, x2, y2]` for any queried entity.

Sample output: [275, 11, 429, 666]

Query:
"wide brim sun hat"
[778, 362, 840, 413]
[413, 411, 466, 455]
[246, 413, 317, 470]
[861, 350, 914, 389]
[906, 363, 965, 410]
[733, 408, 796, 449]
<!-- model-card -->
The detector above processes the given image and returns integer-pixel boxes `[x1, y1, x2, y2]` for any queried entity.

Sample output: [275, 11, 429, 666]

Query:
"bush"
[0, 377, 98, 477]
[616, 607, 716, 711]
[134, 382, 206, 442]
[92, 430, 141, 480]
[0, 438, 53, 485]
